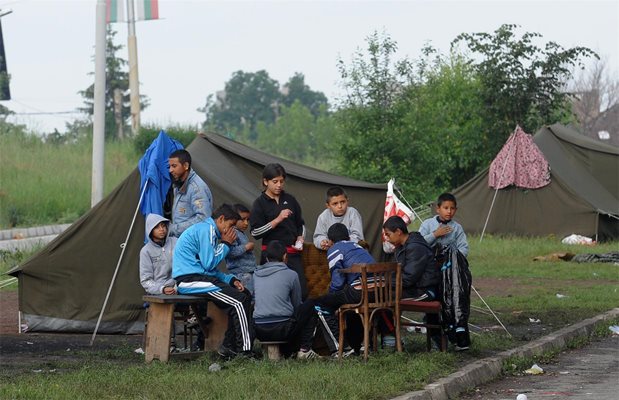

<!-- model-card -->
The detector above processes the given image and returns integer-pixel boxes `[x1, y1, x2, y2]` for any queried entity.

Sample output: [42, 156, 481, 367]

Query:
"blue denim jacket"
[169, 170, 213, 237]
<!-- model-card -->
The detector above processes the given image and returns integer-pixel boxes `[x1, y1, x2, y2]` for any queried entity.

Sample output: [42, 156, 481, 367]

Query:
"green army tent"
[10, 133, 387, 333]
[453, 124, 619, 241]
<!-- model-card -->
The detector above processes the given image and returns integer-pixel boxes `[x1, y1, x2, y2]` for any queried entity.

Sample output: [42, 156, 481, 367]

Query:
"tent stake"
[90, 181, 148, 346]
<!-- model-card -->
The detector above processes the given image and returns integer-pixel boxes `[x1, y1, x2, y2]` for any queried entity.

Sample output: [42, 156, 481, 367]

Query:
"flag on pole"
[136, 0, 159, 21]
[106, 0, 126, 23]
[382, 178, 414, 253]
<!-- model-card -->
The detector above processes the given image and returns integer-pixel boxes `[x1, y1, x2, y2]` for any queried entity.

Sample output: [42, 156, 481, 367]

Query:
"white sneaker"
[297, 349, 320, 359]
[331, 347, 356, 359]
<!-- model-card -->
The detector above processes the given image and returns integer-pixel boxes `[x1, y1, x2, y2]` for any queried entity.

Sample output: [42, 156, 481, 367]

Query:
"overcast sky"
[2, 0, 618, 133]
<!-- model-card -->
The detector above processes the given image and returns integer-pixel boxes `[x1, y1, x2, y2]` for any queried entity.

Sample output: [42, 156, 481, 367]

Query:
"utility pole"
[127, 0, 140, 137]
[91, 0, 106, 207]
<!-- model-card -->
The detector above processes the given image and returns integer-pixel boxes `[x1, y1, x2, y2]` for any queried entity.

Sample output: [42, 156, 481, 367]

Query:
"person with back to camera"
[313, 186, 366, 251]
[225, 203, 257, 295]
[382, 215, 443, 349]
[250, 163, 308, 299]
[419, 192, 471, 351]
[253, 240, 321, 359]
[173, 204, 255, 359]
[310, 223, 376, 357]
[167, 149, 213, 238]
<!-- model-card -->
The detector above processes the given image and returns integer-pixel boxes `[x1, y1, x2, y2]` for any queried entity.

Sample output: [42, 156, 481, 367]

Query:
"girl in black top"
[250, 163, 308, 299]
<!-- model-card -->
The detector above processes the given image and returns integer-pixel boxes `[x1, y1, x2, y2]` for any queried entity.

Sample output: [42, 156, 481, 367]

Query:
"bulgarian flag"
[136, 0, 159, 21]
[106, 0, 126, 23]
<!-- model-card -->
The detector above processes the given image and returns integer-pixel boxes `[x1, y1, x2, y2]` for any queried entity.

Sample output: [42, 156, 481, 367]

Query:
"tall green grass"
[0, 133, 139, 228]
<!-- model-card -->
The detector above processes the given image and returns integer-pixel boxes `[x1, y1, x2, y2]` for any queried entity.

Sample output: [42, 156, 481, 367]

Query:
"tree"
[452, 24, 597, 155]
[281, 73, 329, 117]
[79, 27, 149, 140]
[201, 70, 281, 142]
[569, 57, 619, 144]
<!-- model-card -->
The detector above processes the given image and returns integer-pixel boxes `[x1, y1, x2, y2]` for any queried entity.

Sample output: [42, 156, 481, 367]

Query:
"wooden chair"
[399, 299, 448, 351]
[337, 262, 402, 360]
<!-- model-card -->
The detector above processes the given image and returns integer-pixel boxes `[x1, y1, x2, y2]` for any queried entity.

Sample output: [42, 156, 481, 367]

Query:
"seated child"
[313, 186, 365, 251]
[139, 213, 177, 295]
[383, 215, 442, 349]
[311, 223, 376, 356]
[173, 204, 254, 358]
[253, 240, 321, 359]
[225, 204, 257, 294]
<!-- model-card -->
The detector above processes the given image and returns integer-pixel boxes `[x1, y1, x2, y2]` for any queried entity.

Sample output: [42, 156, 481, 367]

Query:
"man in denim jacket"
[168, 149, 213, 237]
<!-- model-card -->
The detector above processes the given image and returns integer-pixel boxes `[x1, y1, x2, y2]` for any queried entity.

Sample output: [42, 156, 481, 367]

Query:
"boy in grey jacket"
[139, 213, 177, 295]
[253, 240, 320, 359]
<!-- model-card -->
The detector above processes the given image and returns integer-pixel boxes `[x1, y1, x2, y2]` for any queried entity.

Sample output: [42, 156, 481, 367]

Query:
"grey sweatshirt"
[253, 261, 301, 323]
[139, 214, 177, 295]
[312, 206, 364, 249]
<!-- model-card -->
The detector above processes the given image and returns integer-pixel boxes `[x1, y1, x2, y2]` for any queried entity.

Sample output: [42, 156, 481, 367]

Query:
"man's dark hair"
[437, 192, 457, 207]
[212, 203, 241, 221]
[326, 186, 347, 202]
[262, 163, 287, 181]
[265, 240, 287, 262]
[383, 216, 408, 233]
[233, 203, 250, 214]
[327, 223, 350, 243]
[169, 149, 192, 168]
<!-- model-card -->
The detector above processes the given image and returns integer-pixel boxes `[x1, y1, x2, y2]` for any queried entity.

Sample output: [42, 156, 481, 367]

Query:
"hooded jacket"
[253, 261, 301, 323]
[395, 232, 438, 291]
[326, 240, 375, 292]
[139, 214, 177, 295]
[172, 217, 236, 294]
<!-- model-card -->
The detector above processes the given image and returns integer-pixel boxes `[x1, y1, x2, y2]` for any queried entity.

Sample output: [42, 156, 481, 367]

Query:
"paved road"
[458, 334, 619, 400]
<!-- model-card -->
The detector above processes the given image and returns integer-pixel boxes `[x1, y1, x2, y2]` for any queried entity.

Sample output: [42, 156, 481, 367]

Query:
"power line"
[13, 111, 81, 115]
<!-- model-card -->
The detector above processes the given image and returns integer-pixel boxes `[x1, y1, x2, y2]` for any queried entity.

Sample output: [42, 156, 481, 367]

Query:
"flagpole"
[127, 0, 141, 137]
[91, 0, 107, 207]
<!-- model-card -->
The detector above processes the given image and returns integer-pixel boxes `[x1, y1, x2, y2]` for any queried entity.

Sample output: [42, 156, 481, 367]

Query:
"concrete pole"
[91, 0, 106, 207]
[127, 0, 141, 137]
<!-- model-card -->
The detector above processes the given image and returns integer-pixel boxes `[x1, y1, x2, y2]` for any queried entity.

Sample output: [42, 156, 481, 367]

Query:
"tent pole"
[480, 130, 517, 242]
[394, 183, 423, 222]
[90, 180, 148, 346]
[472, 285, 512, 337]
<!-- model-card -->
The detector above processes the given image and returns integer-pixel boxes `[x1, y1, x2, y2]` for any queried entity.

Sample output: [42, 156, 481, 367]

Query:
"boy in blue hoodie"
[253, 240, 320, 359]
[173, 204, 254, 358]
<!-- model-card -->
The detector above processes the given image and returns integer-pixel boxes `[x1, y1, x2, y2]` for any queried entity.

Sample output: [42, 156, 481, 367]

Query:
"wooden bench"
[142, 294, 228, 362]
[258, 340, 288, 361]
[399, 299, 447, 352]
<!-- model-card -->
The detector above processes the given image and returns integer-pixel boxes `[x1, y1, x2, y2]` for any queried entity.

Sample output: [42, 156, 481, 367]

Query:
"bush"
[133, 124, 200, 154]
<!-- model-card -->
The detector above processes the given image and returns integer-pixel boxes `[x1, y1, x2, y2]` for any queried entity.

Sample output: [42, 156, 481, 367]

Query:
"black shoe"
[455, 331, 470, 351]
[217, 345, 237, 359]
[192, 338, 205, 351]
[238, 350, 260, 360]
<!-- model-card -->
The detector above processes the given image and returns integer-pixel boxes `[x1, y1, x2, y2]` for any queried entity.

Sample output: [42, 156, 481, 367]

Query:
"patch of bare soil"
[0, 291, 142, 377]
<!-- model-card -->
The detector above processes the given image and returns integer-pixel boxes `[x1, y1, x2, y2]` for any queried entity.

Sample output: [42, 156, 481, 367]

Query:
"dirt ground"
[0, 277, 604, 376]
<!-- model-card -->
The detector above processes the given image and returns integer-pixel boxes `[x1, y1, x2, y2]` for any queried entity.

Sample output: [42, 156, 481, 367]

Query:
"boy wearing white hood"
[140, 213, 177, 295]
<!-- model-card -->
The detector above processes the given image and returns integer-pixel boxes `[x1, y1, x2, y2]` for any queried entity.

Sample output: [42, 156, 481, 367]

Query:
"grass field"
[0, 133, 139, 228]
[1, 236, 617, 399]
